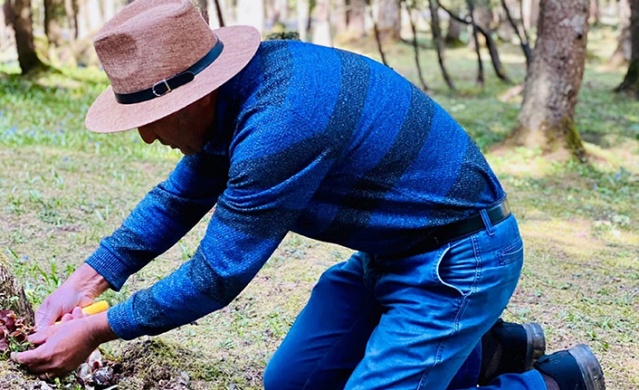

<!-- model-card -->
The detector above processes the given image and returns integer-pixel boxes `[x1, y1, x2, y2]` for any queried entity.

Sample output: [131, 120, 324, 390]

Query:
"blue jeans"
[264, 214, 547, 389]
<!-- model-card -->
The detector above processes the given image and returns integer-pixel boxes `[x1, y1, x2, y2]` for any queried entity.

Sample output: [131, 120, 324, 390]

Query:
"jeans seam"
[302, 318, 365, 390]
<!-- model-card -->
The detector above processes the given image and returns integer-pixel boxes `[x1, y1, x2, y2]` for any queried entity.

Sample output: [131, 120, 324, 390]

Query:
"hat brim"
[85, 25, 261, 133]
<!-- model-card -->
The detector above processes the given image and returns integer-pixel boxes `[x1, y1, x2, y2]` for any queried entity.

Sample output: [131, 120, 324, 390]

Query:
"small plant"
[0, 310, 34, 358]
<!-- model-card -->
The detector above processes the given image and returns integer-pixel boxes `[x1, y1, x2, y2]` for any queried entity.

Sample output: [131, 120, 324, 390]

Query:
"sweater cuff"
[107, 300, 145, 340]
[84, 246, 132, 291]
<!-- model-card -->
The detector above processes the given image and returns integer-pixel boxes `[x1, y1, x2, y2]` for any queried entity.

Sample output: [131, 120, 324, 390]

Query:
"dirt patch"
[0, 338, 209, 389]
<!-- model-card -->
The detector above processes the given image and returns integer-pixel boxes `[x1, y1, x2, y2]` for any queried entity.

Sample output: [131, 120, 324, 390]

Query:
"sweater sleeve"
[106, 108, 346, 340]
[85, 147, 230, 291]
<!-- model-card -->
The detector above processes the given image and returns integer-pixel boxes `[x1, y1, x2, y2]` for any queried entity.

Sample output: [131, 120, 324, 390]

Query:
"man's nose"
[137, 127, 157, 144]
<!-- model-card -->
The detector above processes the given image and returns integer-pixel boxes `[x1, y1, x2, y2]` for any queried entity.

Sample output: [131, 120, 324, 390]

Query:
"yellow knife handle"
[55, 301, 109, 324]
[81, 301, 109, 315]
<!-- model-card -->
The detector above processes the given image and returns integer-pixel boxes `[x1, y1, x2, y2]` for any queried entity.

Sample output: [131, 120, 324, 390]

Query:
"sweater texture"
[86, 40, 505, 340]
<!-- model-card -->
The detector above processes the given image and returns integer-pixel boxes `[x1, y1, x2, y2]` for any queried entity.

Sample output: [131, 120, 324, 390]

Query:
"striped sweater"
[86, 40, 505, 340]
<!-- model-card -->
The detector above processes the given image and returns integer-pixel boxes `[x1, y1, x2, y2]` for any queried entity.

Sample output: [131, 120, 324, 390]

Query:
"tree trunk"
[610, 0, 632, 67]
[376, 0, 401, 43]
[333, 0, 347, 37]
[101, 0, 115, 24]
[198, 0, 209, 23]
[297, 0, 309, 41]
[346, 0, 366, 40]
[237, 0, 264, 32]
[589, 0, 600, 24]
[44, 0, 65, 47]
[64, 0, 78, 40]
[510, 0, 589, 161]
[445, 3, 463, 46]
[270, 0, 288, 27]
[472, 0, 493, 32]
[75, 0, 100, 38]
[502, 0, 532, 66]
[4, 0, 47, 74]
[521, 0, 539, 31]
[429, 0, 455, 90]
[212, 0, 225, 28]
[405, 0, 428, 91]
[312, 0, 332, 46]
[0, 253, 34, 325]
[616, 0, 639, 96]
[467, 0, 485, 87]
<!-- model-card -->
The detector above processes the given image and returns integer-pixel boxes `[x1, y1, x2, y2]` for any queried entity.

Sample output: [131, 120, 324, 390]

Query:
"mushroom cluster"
[0, 309, 33, 356]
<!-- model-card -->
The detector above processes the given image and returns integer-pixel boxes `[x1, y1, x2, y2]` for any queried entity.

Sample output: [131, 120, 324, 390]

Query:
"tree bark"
[0, 253, 34, 325]
[376, 0, 401, 43]
[404, 0, 428, 91]
[429, 0, 455, 90]
[44, 0, 65, 47]
[521, 0, 539, 31]
[502, 0, 532, 66]
[333, 0, 347, 36]
[370, 4, 388, 66]
[4, 0, 47, 74]
[297, 0, 309, 41]
[312, 0, 332, 46]
[615, 0, 639, 97]
[510, 0, 589, 161]
[589, 0, 600, 24]
[445, 2, 463, 46]
[467, 0, 485, 87]
[275, 0, 289, 25]
[610, 0, 632, 67]
[213, 0, 225, 27]
[437, 1, 511, 83]
[346, 0, 366, 40]
[197, 0, 209, 23]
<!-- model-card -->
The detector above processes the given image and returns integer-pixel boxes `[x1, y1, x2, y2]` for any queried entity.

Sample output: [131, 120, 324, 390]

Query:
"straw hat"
[85, 0, 261, 133]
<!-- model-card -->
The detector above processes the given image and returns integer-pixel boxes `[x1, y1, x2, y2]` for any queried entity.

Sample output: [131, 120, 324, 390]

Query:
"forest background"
[0, 0, 638, 389]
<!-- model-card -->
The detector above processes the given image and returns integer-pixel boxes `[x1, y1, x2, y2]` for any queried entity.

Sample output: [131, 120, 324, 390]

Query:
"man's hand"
[35, 263, 111, 331]
[11, 311, 117, 379]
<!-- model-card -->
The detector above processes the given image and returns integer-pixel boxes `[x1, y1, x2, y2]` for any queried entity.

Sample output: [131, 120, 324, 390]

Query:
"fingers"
[11, 347, 49, 374]
[72, 306, 85, 319]
[35, 302, 60, 331]
[59, 307, 85, 323]
[27, 326, 55, 345]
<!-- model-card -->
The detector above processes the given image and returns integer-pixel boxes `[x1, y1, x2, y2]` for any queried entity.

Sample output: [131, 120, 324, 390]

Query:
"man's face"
[137, 92, 217, 155]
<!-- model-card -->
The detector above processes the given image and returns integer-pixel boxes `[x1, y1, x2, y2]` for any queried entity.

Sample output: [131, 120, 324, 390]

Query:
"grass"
[1, 24, 638, 388]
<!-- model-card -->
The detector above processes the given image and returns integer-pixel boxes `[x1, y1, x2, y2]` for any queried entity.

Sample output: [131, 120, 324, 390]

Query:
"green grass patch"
[1, 26, 638, 388]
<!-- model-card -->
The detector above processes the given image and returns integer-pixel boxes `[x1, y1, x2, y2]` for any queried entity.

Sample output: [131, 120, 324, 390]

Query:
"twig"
[403, 0, 428, 91]
[501, 0, 532, 66]
[369, 4, 388, 66]
[428, 0, 455, 90]
[213, 0, 225, 27]
[436, 0, 511, 84]
[466, 0, 484, 87]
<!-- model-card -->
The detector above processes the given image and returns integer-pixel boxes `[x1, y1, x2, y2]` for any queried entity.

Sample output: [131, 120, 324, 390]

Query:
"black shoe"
[478, 319, 546, 385]
[534, 344, 606, 390]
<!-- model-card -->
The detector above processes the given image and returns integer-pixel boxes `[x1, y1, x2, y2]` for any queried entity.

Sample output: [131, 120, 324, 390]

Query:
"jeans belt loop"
[479, 209, 495, 236]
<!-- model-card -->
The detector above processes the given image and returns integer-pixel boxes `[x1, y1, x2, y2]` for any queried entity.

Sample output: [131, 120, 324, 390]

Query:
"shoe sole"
[569, 344, 606, 390]
[523, 322, 546, 369]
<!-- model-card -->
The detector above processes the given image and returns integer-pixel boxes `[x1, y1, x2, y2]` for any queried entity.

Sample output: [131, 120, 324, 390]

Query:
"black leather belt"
[398, 198, 511, 257]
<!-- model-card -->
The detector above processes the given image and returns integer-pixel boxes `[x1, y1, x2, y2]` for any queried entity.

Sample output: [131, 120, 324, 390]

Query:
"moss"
[556, 115, 588, 163]
[265, 31, 300, 41]
[506, 116, 587, 162]
[115, 338, 227, 389]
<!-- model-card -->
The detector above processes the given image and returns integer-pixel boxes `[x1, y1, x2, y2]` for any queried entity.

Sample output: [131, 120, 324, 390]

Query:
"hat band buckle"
[152, 79, 172, 97]
[114, 34, 224, 105]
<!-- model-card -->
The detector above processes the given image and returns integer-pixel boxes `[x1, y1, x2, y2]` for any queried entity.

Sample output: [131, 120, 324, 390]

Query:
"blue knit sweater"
[86, 40, 505, 340]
